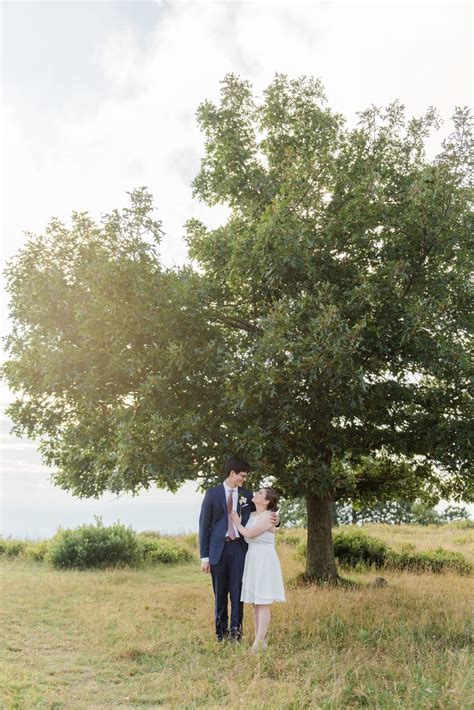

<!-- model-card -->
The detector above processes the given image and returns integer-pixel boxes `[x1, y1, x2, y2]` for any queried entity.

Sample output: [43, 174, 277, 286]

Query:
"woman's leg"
[254, 604, 271, 644]
[253, 604, 259, 639]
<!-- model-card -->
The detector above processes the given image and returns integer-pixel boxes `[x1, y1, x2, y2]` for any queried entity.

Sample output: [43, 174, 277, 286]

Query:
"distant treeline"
[279, 499, 472, 528]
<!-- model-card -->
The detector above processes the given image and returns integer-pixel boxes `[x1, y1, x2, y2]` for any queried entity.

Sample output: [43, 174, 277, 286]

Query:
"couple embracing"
[199, 456, 286, 651]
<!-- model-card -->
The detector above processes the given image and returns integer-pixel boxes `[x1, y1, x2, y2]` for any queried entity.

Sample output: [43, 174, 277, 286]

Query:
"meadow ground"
[1, 524, 472, 709]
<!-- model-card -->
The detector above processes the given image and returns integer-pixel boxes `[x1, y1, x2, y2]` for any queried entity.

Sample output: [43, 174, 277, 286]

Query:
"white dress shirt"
[223, 483, 240, 539]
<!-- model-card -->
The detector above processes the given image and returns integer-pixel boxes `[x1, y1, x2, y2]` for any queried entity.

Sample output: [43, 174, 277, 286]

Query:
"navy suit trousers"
[210, 538, 246, 639]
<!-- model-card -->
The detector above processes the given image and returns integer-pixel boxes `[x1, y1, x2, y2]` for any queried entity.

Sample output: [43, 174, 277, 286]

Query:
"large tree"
[3, 75, 472, 582]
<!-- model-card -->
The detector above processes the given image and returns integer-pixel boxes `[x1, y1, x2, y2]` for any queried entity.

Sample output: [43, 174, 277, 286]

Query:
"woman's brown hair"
[263, 488, 279, 512]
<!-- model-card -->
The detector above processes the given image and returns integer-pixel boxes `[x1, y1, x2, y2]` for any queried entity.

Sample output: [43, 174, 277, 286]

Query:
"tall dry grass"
[1, 524, 472, 709]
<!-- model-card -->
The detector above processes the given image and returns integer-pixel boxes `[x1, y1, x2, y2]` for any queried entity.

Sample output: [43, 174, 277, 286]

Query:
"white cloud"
[4, 1, 470, 266]
[3, 0, 471, 294]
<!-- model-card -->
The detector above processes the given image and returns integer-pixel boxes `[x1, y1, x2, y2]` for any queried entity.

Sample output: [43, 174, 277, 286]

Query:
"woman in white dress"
[231, 488, 286, 651]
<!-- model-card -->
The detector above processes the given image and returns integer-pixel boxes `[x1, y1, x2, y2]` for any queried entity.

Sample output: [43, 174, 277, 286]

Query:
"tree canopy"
[3, 74, 473, 581]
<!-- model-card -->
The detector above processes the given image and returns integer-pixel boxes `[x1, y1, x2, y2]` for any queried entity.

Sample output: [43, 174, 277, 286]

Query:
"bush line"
[295, 529, 472, 575]
[0, 520, 195, 569]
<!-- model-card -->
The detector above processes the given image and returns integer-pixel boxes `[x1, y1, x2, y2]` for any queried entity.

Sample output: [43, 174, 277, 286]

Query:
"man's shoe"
[229, 628, 242, 642]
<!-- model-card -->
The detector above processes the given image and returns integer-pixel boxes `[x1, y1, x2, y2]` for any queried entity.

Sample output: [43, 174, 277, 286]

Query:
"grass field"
[1, 524, 473, 709]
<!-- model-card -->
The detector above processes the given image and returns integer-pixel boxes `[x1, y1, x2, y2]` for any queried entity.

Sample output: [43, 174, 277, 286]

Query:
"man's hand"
[270, 511, 279, 526]
[201, 561, 211, 573]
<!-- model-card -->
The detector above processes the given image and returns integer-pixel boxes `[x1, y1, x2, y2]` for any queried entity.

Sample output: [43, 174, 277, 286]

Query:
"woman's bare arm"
[231, 511, 274, 539]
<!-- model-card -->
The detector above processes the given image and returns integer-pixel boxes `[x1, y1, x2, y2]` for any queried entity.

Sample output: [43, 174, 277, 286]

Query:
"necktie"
[227, 490, 236, 540]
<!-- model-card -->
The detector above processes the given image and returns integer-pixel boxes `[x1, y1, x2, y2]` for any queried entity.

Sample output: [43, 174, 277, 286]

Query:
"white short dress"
[240, 513, 286, 605]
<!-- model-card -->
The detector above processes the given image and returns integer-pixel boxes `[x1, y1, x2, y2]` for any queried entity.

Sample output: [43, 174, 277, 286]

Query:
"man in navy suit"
[199, 455, 255, 642]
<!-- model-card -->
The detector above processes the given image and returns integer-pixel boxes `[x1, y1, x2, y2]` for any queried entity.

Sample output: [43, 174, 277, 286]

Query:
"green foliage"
[22, 540, 50, 562]
[333, 529, 388, 568]
[0, 538, 50, 561]
[137, 531, 162, 540]
[0, 527, 195, 568]
[3, 75, 472, 580]
[279, 498, 308, 527]
[409, 502, 442, 526]
[282, 496, 472, 527]
[139, 538, 193, 564]
[137, 531, 196, 562]
[46, 519, 142, 569]
[297, 532, 471, 575]
[387, 547, 472, 575]
[296, 529, 388, 568]
[0, 539, 27, 558]
[136, 535, 163, 560]
[2, 189, 223, 499]
[442, 505, 471, 522]
[3, 527, 243, 565]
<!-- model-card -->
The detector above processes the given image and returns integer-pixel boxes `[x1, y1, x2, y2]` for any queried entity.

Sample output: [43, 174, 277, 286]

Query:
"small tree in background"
[279, 498, 308, 528]
[442, 505, 470, 522]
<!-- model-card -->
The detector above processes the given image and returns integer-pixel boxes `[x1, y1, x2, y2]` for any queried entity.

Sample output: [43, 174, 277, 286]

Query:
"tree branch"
[207, 312, 261, 334]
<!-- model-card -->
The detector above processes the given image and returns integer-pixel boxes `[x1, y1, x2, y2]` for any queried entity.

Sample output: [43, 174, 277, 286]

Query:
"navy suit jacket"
[199, 484, 254, 566]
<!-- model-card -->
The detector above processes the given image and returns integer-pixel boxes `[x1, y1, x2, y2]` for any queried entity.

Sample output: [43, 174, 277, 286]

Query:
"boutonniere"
[239, 495, 248, 508]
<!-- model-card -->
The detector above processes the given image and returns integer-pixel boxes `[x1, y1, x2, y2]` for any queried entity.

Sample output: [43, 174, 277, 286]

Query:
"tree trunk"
[305, 493, 339, 583]
[330, 502, 339, 527]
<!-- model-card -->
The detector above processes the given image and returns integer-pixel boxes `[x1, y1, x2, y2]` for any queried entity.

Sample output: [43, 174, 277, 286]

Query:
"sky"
[1, 0, 472, 538]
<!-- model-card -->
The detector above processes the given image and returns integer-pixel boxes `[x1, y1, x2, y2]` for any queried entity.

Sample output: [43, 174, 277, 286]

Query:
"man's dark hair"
[223, 456, 250, 477]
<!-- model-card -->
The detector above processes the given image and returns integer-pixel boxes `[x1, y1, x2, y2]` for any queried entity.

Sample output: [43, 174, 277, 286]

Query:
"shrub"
[137, 530, 162, 539]
[333, 529, 388, 568]
[296, 530, 388, 568]
[137, 536, 162, 559]
[46, 520, 142, 569]
[23, 540, 50, 562]
[296, 533, 471, 575]
[140, 538, 193, 564]
[387, 547, 472, 575]
[0, 539, 27, 558]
